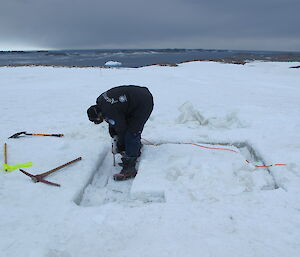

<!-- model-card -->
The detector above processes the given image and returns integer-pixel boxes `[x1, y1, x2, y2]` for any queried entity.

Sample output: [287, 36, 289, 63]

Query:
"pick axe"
[20, 157, 82, 187]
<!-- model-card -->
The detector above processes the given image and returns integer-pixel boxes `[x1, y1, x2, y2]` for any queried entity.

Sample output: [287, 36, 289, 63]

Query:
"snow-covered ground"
[0, 61, 300, 257]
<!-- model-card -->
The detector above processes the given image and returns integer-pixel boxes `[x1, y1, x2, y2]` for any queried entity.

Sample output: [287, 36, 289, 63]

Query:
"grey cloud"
[0, 0, 299, 50]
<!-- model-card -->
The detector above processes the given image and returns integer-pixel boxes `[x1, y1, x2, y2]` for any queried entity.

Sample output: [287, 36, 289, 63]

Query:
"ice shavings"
[176, 101, 248, 129]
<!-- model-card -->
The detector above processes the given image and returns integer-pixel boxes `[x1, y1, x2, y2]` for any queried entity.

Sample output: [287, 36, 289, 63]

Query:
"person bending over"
[87, 85, 154, 181]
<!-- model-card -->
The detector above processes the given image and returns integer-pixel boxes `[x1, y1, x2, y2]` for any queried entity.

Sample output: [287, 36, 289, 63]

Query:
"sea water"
[0, 48, 299, 67]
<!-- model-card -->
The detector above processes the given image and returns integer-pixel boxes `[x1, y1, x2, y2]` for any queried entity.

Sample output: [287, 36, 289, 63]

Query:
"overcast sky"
[0, 0, 299, 51]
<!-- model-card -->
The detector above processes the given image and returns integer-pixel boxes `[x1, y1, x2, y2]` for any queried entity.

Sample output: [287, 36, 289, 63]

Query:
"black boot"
[118, 144, 143, 167]
[113, 157, 137, 181]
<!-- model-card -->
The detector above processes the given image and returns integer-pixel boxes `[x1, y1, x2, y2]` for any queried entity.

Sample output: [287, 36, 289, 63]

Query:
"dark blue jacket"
[96, 85, 153, 144]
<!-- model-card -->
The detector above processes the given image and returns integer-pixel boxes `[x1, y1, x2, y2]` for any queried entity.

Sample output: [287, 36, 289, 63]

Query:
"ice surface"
[131, 143, 276, 203]
[0, 61, 300, 257]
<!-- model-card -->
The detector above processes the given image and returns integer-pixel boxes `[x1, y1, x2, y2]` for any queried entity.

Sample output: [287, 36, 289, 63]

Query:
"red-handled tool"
[9, 131, 64, 139]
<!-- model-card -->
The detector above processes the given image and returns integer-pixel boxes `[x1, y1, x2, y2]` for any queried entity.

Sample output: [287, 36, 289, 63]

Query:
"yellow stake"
[1, 143, 33, 172]
[4, 143, 7, 171]
[2, 162, 33, 172]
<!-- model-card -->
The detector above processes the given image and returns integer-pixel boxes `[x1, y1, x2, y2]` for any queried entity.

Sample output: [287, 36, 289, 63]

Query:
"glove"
[87, 105, 103, 124]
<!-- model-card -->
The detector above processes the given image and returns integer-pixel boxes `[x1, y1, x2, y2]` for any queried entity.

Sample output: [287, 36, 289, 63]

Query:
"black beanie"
[87, 105, 103, 123]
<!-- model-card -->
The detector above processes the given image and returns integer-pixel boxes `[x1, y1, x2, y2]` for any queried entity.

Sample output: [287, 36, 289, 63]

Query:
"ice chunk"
[104, 61, 122, 66]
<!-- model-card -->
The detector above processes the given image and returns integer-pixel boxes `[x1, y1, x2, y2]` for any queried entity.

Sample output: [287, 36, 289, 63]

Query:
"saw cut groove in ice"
[79, 152, 146, 206]
[232, 141, 279, 189]
[74, 150, 109, 205]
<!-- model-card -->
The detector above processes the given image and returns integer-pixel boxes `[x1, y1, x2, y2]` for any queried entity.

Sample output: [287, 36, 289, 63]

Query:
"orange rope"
[141, 138, 287, 168]
[245, 159, 287, 168]
[254, 164, 287, 168]
[141, 138, 157, 146]
[181, 142, 238, 153]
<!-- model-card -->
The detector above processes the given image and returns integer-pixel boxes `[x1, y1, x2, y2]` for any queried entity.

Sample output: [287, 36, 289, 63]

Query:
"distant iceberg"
[104, 61, 122, 66]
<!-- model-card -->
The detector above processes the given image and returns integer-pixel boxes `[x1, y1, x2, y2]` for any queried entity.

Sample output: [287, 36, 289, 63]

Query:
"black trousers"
[108, 87, 153, 157]
[125, 88, 153, 157]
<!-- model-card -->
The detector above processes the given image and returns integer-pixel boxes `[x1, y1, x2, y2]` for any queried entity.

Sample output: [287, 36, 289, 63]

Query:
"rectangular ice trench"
[130, 143, 276, 203]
